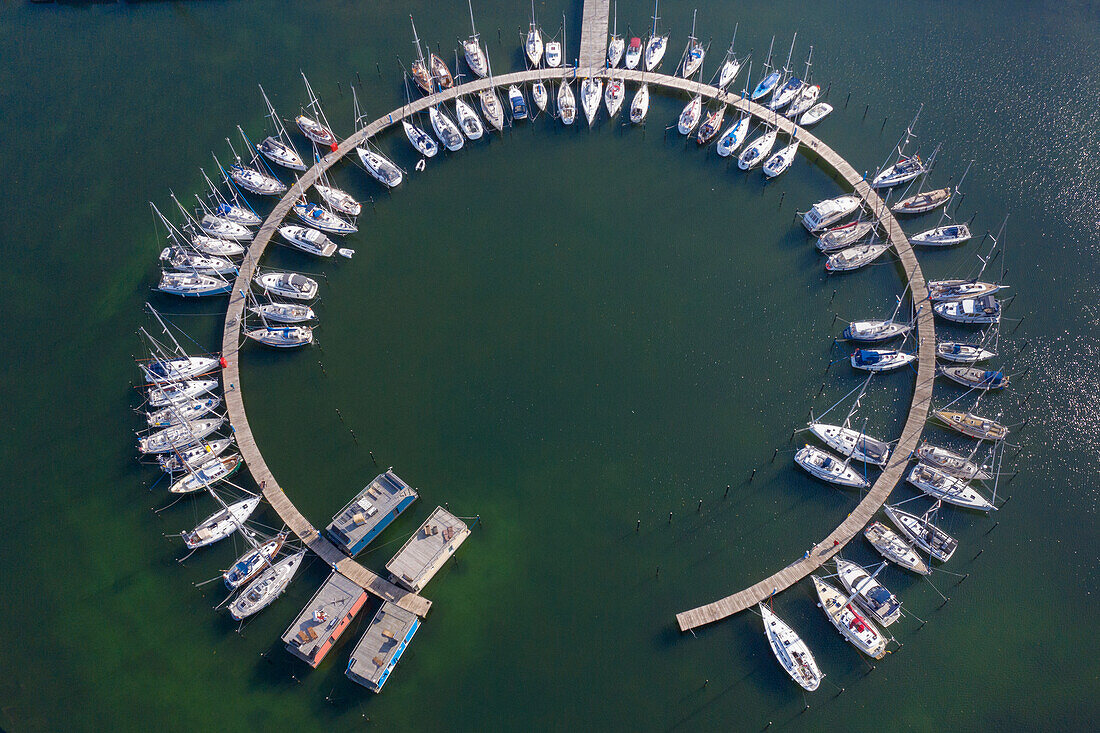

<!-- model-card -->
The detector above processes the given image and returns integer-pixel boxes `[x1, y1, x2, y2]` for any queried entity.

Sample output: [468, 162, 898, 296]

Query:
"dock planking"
[220, 62, 934, 630]
[577, 0, 611, 72]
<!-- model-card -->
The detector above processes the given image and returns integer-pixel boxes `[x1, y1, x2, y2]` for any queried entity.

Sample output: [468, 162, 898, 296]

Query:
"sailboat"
[194, 195, 253, 241]
[812, 575, 887, 659]
[758, 603, 823, 691]
[257, 85, 307, 171]
[158, 198, 244, 258]
[785, 47, 819, 118]
[629, 83, 649, 124]
[917, 442, 993, 481]
[768, 34, 802, 110]
[864, 521, 931, 574]
[145, 396, 221, 428]
[934, 295, 1001, 325]
[677, 95, 703, 135]
[695, 104, 725, 144]
[229, 550, 306, 620]
[254, 270, 319, 300]
[157, 437, 234, 473]
[169, 454, 242, 494]
[431, 52, 454, 88]
[409, 16, 434, 94]
[455, 95, 485, 140]
[850, 347, 915, 372]
[842, 317, 909, 342]
[939, 366, 1009, 390]
[147, 378, 219, 409]
[794, 444, 870, 489]
[624, 36, 642, 70]
[224, 531, 287, 590]
[296, 73, 338, 147]
[558, 77, 576, 126]
[139, 417, 224, 454]
[763, 137, 799, 178]
[716, 70, 752, 156]
[826, 239, 891, 272]
[738, 124, 777, 169]
[933, 408, 1008, 441]
[353, 88, 404, 187]
[644, 0, 669, 71]
[872, 106, 925, 188]
[884, 502, 959, 562]
[604, 76, 625, 118]
[429, 104, 464, 151]
[911, 222, 972, 246]
[817, 220, 875, 253]
[278, 225, 336, 257]
[531, 80, 548, 112]
[245, 324, 314, 349]
[893, 186, 954, 216]
[479, 64, 506, 131]
[183, 495, 261, 550]
[607, 1, 624, 68]
[750, 36, 780, 100]
[680, 10, 705, 78]
[227, 129, 287, 196]
[835, 559, 902, 627]
[808, 423, 890, 466]
[399, 76, 439, 158]
[293, 200, 357, 235]
[313, 162, 362, 217]
[157, 270, 232, 298]
[248, 299, 316, 324]
[526, 0, 544, 67]
[716, 26, 744, 90]
[139, 349, 218, 386]
[463, 0, 489, 78]
[580, 77, 602, 126]
[200, 167, 261, 226]
[936, 341, 995, 363]
[907, 464, 995, 512]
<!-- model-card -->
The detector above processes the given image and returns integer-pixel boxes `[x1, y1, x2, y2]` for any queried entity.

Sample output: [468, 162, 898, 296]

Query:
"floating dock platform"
[325, 469, 418, 557]
[385, 507, 470, 593]
[345, 601, 421, 692]
[282, 570, 369, 668]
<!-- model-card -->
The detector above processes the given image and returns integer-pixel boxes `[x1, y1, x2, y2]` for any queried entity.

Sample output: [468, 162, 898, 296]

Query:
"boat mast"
[803, 45, 813, 83]
[762, 35, 775, 77]
[651, 0, 660, 38]
[780, 33, 797, 83]
[611, 0, 617, 37]
[468, 0, 479, 42]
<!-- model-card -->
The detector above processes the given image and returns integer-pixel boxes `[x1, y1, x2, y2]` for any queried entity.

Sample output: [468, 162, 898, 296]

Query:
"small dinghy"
[696, 105, 725, 145]
[907, 463, 995, 512]
[581, 77, 603, 126]
[892, 187, 952, 215]
[293, 201, 356, 235]
[934, 296, 1001, 325]
[759, 603, 823, 691]
[604, 77, 625, 118]
[715, 116, 750, 157]
[429, 105, 464, 152]
[836, 558, 902, 626]
[431, 54, 454, 88]
[532, 80, 549, 111]
[249, 301, 315, 324]
[794, 444, 870, 489]
[146, 396, 221, 428]
[763, 139, 799, 178]
[917, 442, 992, 481]
[138, 417, 224, 455]
[940, 366, 1009, 391]
[479, 87, 505, 131]
[315, 183, 362, 217]
[738, 127, 778, 170]
[799, 102, 832, 126]
[558, 80, 576, 126]
[199, 214, 253, 242]
[933, 409, 1008, 441]
[818, 222, 875, 254]
[156, 437, 234, 473]
[357, 147, 403, 188]
[169, 454, 242, 494]
[884, 502, 959, 562]
[928, 279, 1003, 302]
[937, 341, 995, 363]
[254, 271, 319, 301]
[455, 97, 484, 140]
[864, 521, 931, 575]
[842, 319, 911, 343]
[872, 155, 925, 189]
[545, 41, 562, 67]
[910, 223, 972, 247]
[629, 84, 649, 124]
[338, 248, 355, 258]
[812, 575, 887, 659]
[624, 37, 642, 70]
[229, 163, 286, 196]
[224, 532, 287, 590]
[141, 355, 219, 384]
[809, 423, 890, 466]
[786, 84, 820, 119]
[677, 95, 702, 135]
[158, 271, 231, 298]
[245, 325, 314, 349]
[402, 119, 439, 158]
[147, 378, 219, 408]
[802, 194, 861, 232]
[159, 247, 236, 277]
[191, 233, 245, 258]
[850, 348, 915, 372]
[183, 495, 262, 550]
[279, 225, 336, 257]
[509, 85, 529, 120]
[826, 241, 891, 272]
[229, 550, 306, 620]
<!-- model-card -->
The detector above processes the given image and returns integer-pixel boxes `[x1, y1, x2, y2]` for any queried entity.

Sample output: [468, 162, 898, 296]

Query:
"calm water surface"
[0, 1, 1097, 730]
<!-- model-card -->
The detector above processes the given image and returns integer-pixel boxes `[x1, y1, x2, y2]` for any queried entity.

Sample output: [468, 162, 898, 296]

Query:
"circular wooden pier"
[219, 66, 935, 625]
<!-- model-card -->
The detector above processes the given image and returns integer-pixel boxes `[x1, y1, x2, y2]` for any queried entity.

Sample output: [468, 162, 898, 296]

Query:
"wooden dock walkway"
[221, 61, 934, 628]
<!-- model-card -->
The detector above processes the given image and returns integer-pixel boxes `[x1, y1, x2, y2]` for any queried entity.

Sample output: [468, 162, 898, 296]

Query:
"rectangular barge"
[282, 570, 368, 668]
[385, 506, 470, 593]
[345, 601, 421, 692]
[325, 469, 418, 557]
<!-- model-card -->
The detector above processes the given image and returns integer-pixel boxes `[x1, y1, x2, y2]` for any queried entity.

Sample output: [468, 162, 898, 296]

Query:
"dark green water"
[1, 1, 1097, 730]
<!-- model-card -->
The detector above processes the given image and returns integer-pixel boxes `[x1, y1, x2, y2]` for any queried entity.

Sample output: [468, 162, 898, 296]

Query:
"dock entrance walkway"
[221, 63, 934, 628]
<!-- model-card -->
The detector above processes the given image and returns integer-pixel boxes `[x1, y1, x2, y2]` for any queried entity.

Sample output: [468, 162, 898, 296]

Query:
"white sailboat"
[226, 129, 287, 196]
[907, 463, 995, 511]
[159, 245, 236, 278]
[257, 85, 306, 171]
[872, 106, 925, 188]
[784, 47, 818, 118]
[147, 378, 219, 409]
[918, 442, 992, 480]
[758, 603, 823, 691]
[532, 80, 549, 112]
[463, 0, 489, 78]
[558, 78, 576, 126]
[138, 417, 224, 454]
[794, 444, 870, 489]
[353, 88, 404, 187]
[817, 220, 875, 253]
[156, 437, 234, 473]
[629, 83, 649, 124]
[644, 0, 668, 71]
[604, 76, 625, 117]
[884, 502, 959, 562]
[157, 271, 231, 298]
[809, 423, 890, 466]
[763, 138, 799, 178]
[183, 495, 261, 550]
[768, 35, 802, 110]
[679, 10, 705, 79]
[677, 95, 703, 135]
[526, 0, 544, 68]
[293, 200, 356, 235]
[429, 104, 464, 152]
[245, 324, 314, 349]
[850, 347, 915, 372]
[200, 167, 261, 226]
[715, 70, 751, 156]
[248, 301, 316, 324]
[607, 1, 624, 68]
[455, 96, 485, 140]
[146, 396, 222, 428]
[738, 126, 778, 170]
[835, 558, 902, 627]
[224, 532, 287, 590]
[812, 575, 887, 659]
[826, 240, 891, 272]
[314, 175, 362, 217]
[717, 26, 744, 90]
[140, 353, 219, 384]
[169, 454, 242, 494]
[229, 550, 306, 620]
[864, 521, 932, 574]
[479, 78, 505, 131]
[581, 77, 602, 126]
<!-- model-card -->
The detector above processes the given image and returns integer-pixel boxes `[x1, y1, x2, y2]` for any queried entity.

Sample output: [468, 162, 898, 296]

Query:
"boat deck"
[282, 570, 368, 668]
[385, 507, 470, 594]
[346, 601, 420, 692]
[325, 470, 418, 557]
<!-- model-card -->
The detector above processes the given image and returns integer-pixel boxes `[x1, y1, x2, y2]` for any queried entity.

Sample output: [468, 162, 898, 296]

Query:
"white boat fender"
[415, 159, 426, 172]
[338, 248, 355, 259]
